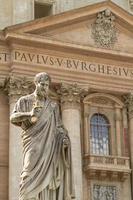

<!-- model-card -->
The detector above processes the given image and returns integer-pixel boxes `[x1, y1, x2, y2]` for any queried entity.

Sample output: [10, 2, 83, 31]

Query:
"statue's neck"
[34, 90, 47, 102]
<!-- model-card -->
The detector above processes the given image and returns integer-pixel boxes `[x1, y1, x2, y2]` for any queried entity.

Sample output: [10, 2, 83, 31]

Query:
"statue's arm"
[10, 111, 32, 124]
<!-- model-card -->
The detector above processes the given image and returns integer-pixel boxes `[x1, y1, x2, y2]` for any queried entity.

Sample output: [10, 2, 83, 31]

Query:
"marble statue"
[10, 72, 75, 200]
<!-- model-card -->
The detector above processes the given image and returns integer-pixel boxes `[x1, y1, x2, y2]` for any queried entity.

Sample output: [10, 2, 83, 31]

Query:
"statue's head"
[34, 72, 51, 98]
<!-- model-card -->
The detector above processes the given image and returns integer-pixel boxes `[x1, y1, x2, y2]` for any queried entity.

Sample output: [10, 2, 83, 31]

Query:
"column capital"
[58, 83, 88, 110]
[4, 75, 34, 103]
[124, 92, 133, 119]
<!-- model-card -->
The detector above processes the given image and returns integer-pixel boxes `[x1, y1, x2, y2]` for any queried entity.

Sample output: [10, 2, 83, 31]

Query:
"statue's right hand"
[30, 107, 42, 123]
[30, 107, 41, 116]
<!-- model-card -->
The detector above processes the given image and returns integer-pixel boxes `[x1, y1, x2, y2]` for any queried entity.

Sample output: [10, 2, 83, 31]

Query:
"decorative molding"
[91, 9, 118, 48]
[0, 75, 61, 103]
[84, 93, 124, 108]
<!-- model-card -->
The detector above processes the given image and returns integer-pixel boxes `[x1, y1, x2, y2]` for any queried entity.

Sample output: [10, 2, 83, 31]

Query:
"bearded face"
[35, 79, 49, 98]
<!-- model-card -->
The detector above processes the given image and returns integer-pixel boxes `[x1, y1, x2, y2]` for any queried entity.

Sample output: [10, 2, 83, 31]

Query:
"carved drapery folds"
[91, 9, 118, 48]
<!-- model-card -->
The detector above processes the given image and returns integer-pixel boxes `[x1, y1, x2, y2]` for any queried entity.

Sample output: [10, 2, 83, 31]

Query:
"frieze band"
[0, 50, 133, 79]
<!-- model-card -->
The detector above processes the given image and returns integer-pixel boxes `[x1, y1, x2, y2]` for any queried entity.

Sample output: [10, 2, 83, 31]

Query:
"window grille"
[90, 113, 110, 155]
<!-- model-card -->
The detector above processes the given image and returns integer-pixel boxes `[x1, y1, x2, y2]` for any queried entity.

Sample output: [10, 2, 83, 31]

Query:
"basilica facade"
[0, 1, 133, 200]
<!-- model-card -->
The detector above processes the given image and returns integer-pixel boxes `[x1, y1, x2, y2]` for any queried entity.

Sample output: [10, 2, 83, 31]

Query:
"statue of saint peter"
[10, 72, 75, 200]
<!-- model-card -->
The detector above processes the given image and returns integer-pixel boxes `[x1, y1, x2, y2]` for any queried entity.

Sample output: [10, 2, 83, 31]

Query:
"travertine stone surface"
[125, 93, 133, 198]
[0, 1, 132, 200]
[9, 100, 22, 200]
[9, 93, 23, 200]
[60, 83, 84, 200]
[0, 92, 9, 200]
[55, 0, 130, 13]
[62, 108, 83, 200]
[7, 76, 33, 200]
[0, 0, 132, 29]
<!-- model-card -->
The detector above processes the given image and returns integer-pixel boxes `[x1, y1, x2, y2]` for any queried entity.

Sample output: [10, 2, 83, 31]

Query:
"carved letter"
[57, 58, 63, 66]
[20, 53, 27, 62]
[66, 59, 72, 68]
[28, 53, 35, 62]
[14, 51, 21, 60]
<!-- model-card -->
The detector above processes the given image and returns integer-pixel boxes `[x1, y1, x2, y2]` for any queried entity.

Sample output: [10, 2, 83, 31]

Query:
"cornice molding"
[4, 32, 133, 63]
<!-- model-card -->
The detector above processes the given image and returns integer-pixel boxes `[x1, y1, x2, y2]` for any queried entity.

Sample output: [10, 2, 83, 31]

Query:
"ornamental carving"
[123, 92, 133, 118]
[57, 83, 89, 109]
[90, 97, 114, 106]
[91, 9, 118, 48]
[4, 75, 34, 97]
[124, 92, 133, 107]
[93, 184, 117, 200]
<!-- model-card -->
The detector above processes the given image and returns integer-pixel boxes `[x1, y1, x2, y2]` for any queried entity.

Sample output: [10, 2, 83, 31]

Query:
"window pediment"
[83, 93, 124, 108]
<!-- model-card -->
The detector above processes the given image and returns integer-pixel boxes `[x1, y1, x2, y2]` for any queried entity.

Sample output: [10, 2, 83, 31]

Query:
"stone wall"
[0, 92, 9, 200]
[0, 0, 132, 29]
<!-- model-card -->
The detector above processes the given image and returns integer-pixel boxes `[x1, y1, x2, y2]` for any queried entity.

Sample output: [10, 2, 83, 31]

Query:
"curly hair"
[34, 72, 51, 85]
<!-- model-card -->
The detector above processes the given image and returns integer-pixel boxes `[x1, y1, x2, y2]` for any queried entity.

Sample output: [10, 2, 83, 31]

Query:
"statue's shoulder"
[18, 93, 35, 103]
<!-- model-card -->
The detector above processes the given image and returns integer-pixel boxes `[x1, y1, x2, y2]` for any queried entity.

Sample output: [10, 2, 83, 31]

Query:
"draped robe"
[12, 93, 74, 200]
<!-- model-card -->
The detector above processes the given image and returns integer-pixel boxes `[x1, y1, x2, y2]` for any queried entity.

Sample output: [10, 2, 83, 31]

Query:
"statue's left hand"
[63, 137, 70, 147]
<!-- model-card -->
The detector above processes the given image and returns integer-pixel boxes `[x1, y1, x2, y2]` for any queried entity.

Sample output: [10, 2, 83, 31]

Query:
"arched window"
[90, 113, 110, 155]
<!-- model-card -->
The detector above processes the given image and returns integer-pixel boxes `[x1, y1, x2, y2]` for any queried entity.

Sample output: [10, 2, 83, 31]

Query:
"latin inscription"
[0, 50, 133, 79]
[0, 52, 10, 63]
[13, 51, 133, 79]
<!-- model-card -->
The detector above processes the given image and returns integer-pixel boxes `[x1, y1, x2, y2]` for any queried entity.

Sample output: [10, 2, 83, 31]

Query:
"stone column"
[122, 107, 129, 156]
[59, 83, 85, 200]
[125, 93, 133, 197]
[6, 75, 33, 200]
[83, 103, 90, 155]
[115, 105, 122, 156]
